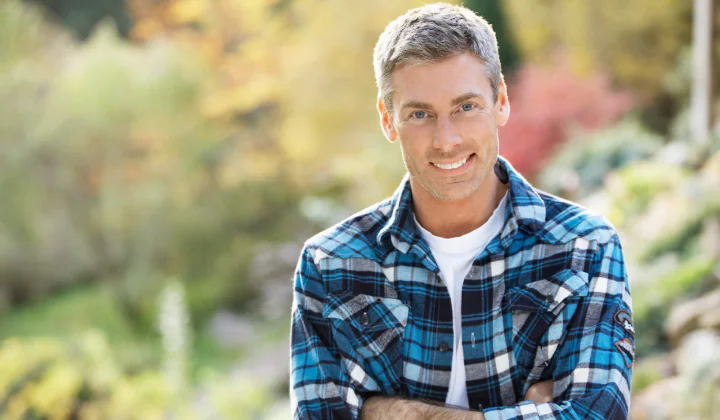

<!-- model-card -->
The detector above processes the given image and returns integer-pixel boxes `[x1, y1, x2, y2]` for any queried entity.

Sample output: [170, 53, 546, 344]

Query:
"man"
[290, 3, 634, 419]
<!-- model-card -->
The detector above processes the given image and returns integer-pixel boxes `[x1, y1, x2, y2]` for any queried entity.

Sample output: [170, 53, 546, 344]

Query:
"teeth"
[433, 156, 469, 170]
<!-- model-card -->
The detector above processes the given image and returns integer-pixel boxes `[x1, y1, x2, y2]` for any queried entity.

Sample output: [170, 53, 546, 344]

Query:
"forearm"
[360, 396, 484, 420]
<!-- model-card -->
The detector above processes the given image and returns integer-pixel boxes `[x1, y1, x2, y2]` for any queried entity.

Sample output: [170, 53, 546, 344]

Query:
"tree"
[503, 0, 692, 101]
[24, 0, 132, 39]
[463, 0, 520, 74]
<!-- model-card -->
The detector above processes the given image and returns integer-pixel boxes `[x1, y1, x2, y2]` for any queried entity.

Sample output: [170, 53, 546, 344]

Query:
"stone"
[631, 377, 683, 420]
[672, 330, 720, 418]
[665, 288, 720, 345]
[674, 329, 720, 377]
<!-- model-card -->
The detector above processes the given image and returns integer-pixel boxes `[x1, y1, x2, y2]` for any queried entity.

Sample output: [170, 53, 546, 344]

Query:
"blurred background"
[0, 0, 718, 418]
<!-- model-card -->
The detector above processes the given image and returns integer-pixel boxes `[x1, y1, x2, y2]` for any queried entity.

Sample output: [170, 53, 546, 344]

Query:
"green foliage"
[25, 0, 132, 39]
[0, 285, 157, 370]
[0, 332, 273, 419]
[538, 119, 664, 198]
[632, 257, 717, 356]
[0, 281, 274, 419]
[504, 0, 691, 101]
[499, 58, 633, 179]
[462, 0, 520, 72]
[0, 0, 313, 326]
[632, 356, 666, 393]
[3, 0, 717, 415]
[605, 160, 690, 229]
[638, 201, 720, 263]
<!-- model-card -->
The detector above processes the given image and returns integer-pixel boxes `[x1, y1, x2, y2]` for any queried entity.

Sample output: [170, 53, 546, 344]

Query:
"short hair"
[373, 2, 503, 118]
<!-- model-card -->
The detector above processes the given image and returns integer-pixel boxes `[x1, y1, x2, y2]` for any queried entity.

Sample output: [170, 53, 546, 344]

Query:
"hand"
[523, 380, 553, 404]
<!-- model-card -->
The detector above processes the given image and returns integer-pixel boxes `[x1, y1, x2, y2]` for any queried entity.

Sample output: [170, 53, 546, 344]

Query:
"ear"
[495, 79, 510, 127]
[377, 96, 399, 143]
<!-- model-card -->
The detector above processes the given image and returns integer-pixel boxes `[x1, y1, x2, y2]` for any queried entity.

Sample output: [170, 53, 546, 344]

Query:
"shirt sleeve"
[483, 234, 634, 420]
[290, 246, 371, 420]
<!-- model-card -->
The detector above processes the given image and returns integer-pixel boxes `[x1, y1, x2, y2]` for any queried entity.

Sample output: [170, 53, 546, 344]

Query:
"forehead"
[391, 52, 493, 107]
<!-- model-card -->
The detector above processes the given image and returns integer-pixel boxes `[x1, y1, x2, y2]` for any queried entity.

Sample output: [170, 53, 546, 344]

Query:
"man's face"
[378, 52, 509, 201]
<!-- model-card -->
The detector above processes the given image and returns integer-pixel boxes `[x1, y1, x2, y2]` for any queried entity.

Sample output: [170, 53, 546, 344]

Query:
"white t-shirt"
[412, 192, 508, 408]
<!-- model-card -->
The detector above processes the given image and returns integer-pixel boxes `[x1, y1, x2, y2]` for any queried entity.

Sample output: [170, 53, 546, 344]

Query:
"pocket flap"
[323, 291, 409, 332]
[506, 269, 589, 315]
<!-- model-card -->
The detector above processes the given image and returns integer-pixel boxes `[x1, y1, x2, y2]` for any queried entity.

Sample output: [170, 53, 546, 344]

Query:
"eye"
[460, 103, 475, 112]
[411, 110, 427, 119]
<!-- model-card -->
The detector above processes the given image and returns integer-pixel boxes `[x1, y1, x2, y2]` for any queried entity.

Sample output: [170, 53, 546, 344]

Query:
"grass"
[0, 284, 159, 370]
[0, 284, 247, 377]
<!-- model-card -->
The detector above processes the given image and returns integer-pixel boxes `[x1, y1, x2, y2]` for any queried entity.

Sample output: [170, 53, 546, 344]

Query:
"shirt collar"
[376, 155, 547, 253]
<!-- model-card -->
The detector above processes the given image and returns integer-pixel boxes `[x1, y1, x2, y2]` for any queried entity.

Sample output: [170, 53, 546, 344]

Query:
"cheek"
[459, 119, 498, 150]
[397, 127, 431, 155]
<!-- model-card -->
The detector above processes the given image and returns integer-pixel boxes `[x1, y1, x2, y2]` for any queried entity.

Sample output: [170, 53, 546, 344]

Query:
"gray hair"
[373, 3, 503, 119]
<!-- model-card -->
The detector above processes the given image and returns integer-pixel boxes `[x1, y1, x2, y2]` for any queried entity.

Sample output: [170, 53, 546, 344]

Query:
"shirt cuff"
[483, 400, 556, 420]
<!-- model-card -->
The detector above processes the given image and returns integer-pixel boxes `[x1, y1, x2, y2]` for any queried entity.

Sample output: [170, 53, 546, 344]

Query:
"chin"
[425, 178, 483, 202]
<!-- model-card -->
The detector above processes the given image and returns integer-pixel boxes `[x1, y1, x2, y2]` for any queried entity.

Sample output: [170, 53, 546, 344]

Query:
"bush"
[499, 55, 633, 179]
[638, 201, 720, 263]
[538, 119, 664, 199]
[632, 256, 717, 356]
[0, 281, 276, 419]
[0, 332, 274, 419]
[0, 1, 313, 326]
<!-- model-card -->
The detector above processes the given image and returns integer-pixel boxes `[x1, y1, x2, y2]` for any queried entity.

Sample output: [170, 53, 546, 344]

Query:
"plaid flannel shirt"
[290, 156, 634, 419]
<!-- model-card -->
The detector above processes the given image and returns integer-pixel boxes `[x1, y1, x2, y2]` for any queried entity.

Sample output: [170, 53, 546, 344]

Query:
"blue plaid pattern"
[290, 156, 633, 419]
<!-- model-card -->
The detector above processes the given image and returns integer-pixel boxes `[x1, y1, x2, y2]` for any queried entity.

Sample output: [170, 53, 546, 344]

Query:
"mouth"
[430, 153, 475, 173]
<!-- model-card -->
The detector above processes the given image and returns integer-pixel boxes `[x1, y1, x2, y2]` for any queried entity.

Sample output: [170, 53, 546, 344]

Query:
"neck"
[411, 172, 508, 239]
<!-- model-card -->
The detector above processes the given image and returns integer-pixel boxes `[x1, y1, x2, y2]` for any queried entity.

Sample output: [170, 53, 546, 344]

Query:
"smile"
[431, 154, 474, 170]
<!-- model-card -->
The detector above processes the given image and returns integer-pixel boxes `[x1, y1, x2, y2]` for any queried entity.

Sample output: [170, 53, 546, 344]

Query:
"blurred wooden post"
[690, 0, 716, 145]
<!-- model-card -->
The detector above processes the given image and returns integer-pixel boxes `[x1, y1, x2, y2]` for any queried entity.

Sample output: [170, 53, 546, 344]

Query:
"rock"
[699, 218, 720, 261]
[672, 330, 720, 419]
[699, 308, 720, 330]
[674, 329, 720, 377]
[664, 289, 720, 345]
[632, 331, 720, 420]
[631, 377, 683, 420]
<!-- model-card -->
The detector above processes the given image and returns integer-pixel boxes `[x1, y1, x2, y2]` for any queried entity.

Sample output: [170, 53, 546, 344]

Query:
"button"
[375, 297, 382, 303]
[545, 295, 555, 303]
[360, 312, 370, 326]
[438, 341, 450, 352]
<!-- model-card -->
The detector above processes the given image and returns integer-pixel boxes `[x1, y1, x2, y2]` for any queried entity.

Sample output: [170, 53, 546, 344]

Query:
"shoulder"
[533, 190, 629, 298]
[302, 196, 394, 265]
[536, 189, 619, 248]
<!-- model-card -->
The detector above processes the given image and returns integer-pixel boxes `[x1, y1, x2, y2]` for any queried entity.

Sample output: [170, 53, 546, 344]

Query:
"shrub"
[538, 119, 664, 199]
[499, 55, 633, 179]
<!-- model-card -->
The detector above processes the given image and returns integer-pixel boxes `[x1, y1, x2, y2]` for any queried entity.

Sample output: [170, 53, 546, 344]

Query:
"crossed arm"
[359, 381, 554, 420]
[291, 235, 633, 419]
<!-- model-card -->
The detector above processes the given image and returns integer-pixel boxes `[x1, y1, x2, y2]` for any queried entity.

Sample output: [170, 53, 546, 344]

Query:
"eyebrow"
[400, 92, 485, 111]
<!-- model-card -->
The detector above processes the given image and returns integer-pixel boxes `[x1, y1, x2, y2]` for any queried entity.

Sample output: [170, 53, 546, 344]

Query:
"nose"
[432, 116, 462, 153]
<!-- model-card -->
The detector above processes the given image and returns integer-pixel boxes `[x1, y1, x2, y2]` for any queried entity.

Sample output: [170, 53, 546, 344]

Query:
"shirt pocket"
[323, 291, 409, 361]
[505, 269, 589, 377]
